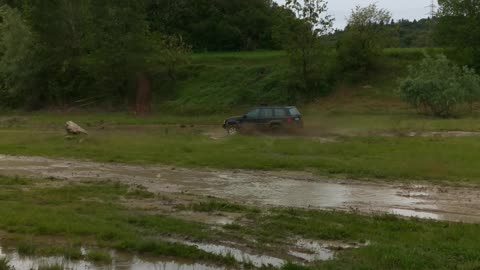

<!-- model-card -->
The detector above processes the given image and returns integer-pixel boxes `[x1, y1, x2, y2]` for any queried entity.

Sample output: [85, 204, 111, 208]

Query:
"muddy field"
[1, 154, 479, 223]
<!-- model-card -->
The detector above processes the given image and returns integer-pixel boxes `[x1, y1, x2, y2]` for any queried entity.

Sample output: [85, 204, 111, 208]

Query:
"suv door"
[259, 108, 274, 130]
[242, 108, 261, 131]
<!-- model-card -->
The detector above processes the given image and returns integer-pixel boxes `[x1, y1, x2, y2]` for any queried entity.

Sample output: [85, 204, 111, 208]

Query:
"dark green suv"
[223, 106, 303, 135]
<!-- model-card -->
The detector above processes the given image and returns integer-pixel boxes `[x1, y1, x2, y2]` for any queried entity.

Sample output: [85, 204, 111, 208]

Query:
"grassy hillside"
[158, 48, 432, 114]
[161, 51, 290, 114]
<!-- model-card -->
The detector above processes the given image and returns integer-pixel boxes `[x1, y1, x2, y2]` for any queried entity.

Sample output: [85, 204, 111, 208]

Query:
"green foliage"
[390, 18, 436, 48]
[436, 0, 480, 71]
[0, 5, 37, 108]
[385, 48, 444, 61]
[0, 1, 189, 110]
[275, 0, 335, 100]
[337, 4, 393, 80]
[400, 55, 480, 117]
[147, 0, 283, 51]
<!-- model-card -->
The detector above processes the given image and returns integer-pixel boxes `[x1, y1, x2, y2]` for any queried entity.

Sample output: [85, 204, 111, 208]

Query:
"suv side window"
[260, 108, 274, 119]
[274, 109, 287, 118]
[246, 109, 260, 119]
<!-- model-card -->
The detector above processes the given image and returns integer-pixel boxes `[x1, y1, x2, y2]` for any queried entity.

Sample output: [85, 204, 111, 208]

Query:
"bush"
[337, 4, 392, 80]
[399, 55, 480, 117]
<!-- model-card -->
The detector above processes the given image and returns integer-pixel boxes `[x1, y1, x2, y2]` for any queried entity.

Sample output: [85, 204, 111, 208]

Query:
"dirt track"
[1, 154, 479, 223]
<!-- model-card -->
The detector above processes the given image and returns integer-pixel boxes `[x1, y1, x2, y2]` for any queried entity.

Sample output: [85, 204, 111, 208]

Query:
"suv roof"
[256, 106, 298, 109]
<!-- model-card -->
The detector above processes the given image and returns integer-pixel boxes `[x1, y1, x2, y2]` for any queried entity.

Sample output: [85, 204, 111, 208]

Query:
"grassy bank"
[0, 176, 478, 269]
[0, 128, 480, 183]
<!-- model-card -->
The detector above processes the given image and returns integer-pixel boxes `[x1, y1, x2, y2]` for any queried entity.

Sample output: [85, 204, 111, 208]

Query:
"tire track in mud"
[0, 154, 479, 223]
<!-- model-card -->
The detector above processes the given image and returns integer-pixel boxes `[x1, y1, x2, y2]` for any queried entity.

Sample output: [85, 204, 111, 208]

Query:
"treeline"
[0, 0, 294, 111]
[328, 18, 437, 48]
[148, 0, 283, 51]
[390, 18, 435, 48]
[0, 0, 479, 113]
[0, 0, 192, 112]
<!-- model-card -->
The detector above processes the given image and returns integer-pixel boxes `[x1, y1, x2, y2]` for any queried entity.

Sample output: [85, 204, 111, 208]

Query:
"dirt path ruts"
[0, 154, 479, 223]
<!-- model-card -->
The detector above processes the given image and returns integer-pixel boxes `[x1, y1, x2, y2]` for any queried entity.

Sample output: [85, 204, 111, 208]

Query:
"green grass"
[37, 264, 65, 270]
[190, 50, 287, 63]
[0, 176, 479, 269]
[1, 129, 480, 183]
[0, 258, 13, 270]
[17, 241, 37, 256]
[0, 177, 247, 267]
[247, 209, 480, 270]
[40, 246, 83, 261]
[166, 60, 289, 114]
[0, 112, 228, 127]
[185, 199, 260, 213]
[86, 250, 112, 264]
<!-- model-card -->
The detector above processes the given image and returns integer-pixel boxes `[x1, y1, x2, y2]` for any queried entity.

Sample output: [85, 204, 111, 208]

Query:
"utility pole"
[426, 0, 437, 18]
[425, 0, 438, 47]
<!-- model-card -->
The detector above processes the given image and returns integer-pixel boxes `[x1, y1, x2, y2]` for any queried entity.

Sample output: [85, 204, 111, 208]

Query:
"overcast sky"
[275, 0, 436, 29]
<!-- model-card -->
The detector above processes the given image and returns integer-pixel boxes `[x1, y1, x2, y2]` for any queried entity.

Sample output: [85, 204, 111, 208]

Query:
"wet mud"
[1, 155, 480, 223]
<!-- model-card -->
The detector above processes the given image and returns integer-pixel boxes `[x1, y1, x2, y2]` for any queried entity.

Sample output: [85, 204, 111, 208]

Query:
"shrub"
[399, 55, 480, 117]
[337, 4, 393, 80]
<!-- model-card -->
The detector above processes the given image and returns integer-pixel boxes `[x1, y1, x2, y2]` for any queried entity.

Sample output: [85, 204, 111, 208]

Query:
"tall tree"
[20, 0, 93, 108]
[276, 0, 334, 99]
[436, 0, 480, 71]
[0, 5, 37, 107]
[337, 4, 392, 79]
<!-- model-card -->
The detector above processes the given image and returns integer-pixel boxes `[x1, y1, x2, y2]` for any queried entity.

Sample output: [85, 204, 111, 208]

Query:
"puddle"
[181, 241, 284, 268]
[1, 155, 480, 223]
[294, 240, 336, 261]
[0, 245, 226, 270]
[390, 208, 441, 220]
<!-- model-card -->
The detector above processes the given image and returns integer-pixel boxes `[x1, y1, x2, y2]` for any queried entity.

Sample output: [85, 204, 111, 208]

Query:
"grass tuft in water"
[17, 242, 37, 256]
[86, 250, 112, 264]
[187, 199, 260, 214]
[38, 263, 65, 270]
[0, 258, 13, 270]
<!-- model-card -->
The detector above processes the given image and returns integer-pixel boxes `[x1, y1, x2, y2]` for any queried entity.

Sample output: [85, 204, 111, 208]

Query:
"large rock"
[66, 121, 88, 135]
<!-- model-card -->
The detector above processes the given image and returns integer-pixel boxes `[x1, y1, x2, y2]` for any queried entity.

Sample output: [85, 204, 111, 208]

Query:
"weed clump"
[86, 250, 112, 264]
[0, 258, 14, 270]
[17, 242, 37, 256]
[38, 263, 65, 270]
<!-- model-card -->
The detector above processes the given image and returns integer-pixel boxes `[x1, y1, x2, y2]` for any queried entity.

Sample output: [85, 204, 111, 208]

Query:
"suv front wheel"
[227, 125, 239, 135]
